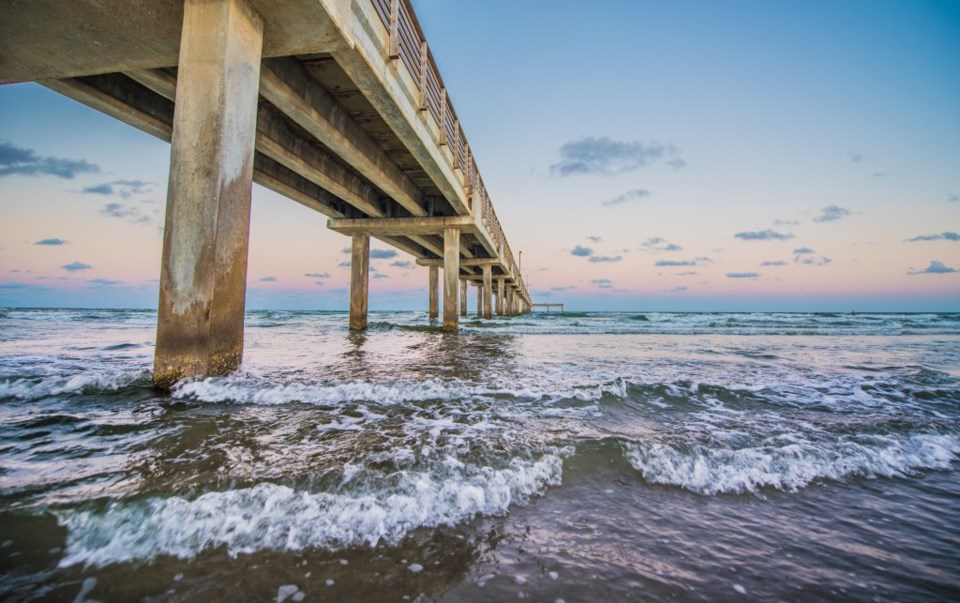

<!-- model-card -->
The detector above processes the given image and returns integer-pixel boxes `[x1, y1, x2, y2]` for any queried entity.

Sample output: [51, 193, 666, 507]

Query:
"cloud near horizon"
[62, 261, 92, 272]
[591, 278, 613, 288]
[907, 261, 957, 275]
[655, 260, 696, 267]
[760, 260, 787, 266]
[304, 272, 330, 278]
[81, 179, 155, 198]
[370, 249, 398, 260]
[101, 202, 151, 224]
[640, 237, 682, 253]
[735, 229, 794, 241]
[602, 188, 651, 207]
[727, 272, 760, 279]
[813, 205, 851, 223]
[0, 141, 99, 179]
[550, 137, 684, 176]
[905, 232, 959, 242]
[34, 238, 68, 246]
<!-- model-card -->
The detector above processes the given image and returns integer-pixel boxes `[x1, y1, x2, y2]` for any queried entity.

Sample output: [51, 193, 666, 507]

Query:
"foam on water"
[56, 452, 565, 567]
[625, 433, 960, 494]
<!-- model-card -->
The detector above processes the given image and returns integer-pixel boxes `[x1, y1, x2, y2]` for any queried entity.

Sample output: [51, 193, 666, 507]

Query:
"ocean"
[1, 308, 958, 601]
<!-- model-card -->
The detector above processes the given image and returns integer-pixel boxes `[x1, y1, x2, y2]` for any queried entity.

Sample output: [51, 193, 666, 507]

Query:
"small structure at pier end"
[0, 0, 532, 387]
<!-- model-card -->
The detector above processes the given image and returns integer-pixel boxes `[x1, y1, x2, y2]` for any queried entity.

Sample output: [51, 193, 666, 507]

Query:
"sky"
[1, 0, 958, 311]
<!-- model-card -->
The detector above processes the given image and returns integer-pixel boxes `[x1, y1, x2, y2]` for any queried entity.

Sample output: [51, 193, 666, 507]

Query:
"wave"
[56, 453, 564, 567]
[0, 371, 149, 401]
[625, 432, 960, 495]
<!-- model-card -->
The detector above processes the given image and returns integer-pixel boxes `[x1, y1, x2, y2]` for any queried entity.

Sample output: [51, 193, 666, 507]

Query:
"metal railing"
[369, 0, 528, 302]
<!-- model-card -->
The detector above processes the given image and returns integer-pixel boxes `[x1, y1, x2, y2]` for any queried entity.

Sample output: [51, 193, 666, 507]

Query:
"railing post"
[388, 0, 400, 60]
[418, 40, 428, 111]
[439, 88, 447, 145]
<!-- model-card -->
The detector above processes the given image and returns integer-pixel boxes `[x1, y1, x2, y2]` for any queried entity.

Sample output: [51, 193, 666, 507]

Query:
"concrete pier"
[496, 278, 505, 316]
[153, 0, 263, 387]
[443, 228, 460, 331]
[349, 232, 370, 330]
[459, 279, 468, 317]
[428, 265, 439, 320]
[476, 284, 483, 318]
[482, 265, 493, 319]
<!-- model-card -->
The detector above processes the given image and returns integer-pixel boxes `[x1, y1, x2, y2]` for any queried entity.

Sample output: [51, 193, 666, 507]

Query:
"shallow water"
[1, 309, 958, 601]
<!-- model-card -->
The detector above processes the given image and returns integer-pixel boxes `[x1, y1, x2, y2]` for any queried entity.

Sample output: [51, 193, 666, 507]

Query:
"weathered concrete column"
[495, 278, 505, 316]
[507, 288, 515, 316]
[349, 232, 370, 330]
[476, 283, 483, 318]
[459, 279, 468, 316]
[482, 265, 493, 319]
[443, 227, 460, 332]
[428, 265, 439, 319]
[154, 0, 263, 388]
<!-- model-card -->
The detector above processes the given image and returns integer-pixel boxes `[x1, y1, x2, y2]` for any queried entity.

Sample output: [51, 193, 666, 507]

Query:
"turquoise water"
[1, 309, 959, 601]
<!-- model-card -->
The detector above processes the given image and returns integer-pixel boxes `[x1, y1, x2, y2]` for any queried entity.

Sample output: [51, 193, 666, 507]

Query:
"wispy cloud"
[905, 232, 959, 243]
[370, 249, 398, 260]
[81, 179, 155, 198]
[602, 188, 651, 207]
[101, 202, 151, 224]
[655, 259, 696, 267]
[591, 278, 614, 289]
[372, 273, 390, 279]
[34, 238, 68, 246]
[550, 285, 576, 291]
[337, 261, 351, 269]
[664, 286, 688, 292]
[304, 272, 330, 278]
[258, 276, 277, 282]
[773, 219, 799, 226]
[760, 260, 787, 266]
[793, 247, 815, 255]
[389, 261, 413, 269]
[570, 245, 593, 257]
[87, 278, 121, 286]
[727, 272, 760, 279]
[795, 255, 831, 266]
[734, 229, 794, 241]
[550, 137, 684, 177]
[0, 141, 99, 179]
[846, 152, 863, 163]
[640, 237, 682, 253]
[907, 260, 957, 275]
[62, 261, 92, 272]
[676, 271, 698, 276]
[813, 205, 851, 223]
[587, 236, 603, 243]
[948, 194, 958, 203]
[589, 254, 622, 263]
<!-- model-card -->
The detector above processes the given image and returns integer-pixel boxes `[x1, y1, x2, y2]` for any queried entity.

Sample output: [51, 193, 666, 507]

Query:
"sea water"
[0, 309, 958, 601]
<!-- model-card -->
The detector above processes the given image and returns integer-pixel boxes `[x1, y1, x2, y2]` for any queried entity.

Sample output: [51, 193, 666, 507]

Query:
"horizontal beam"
[328, 215, 477, 236]
[417, 257, 499, 267]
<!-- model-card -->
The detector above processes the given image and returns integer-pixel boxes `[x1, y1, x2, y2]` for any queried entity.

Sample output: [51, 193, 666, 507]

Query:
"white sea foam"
[0, 371, 146, 401]
[57, 453, 564, 568]
[625, 433, 960, 495]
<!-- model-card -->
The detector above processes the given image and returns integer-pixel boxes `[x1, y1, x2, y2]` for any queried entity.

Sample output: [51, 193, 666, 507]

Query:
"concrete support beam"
[443, 228, 460, 332]
[482, 264, 493, 319]
[496, 278, 505, 316]
[506, 288, 515, 316]
[428, 265, 439, 320]
[476, 284, 483, 318]
[153, 0, 263, 388]
[259, 57, 427, 217]
[459, 279, 468, 317]
[349, 232, 370, 330]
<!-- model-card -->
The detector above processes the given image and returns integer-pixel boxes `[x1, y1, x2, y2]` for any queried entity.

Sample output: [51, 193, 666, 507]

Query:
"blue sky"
[1, 0, 958, 310]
